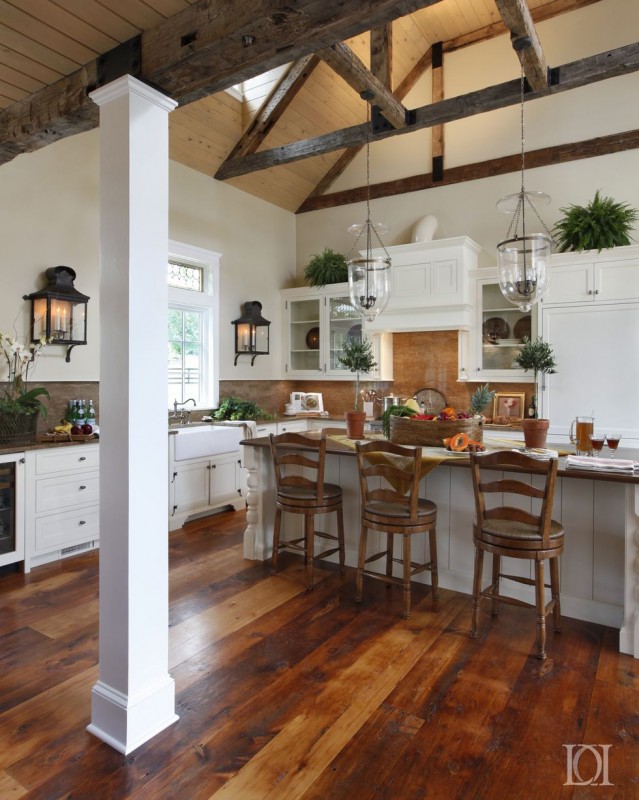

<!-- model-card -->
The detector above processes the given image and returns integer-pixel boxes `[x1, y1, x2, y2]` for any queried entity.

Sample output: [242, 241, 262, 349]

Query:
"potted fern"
[337, 337, 377, 439]
[514, 337, 558, 448]
[303, 248, 348, 287]
[552, 190, 638, 252]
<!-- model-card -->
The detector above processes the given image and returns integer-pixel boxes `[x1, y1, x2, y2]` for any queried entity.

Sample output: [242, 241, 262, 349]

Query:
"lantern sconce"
[24, 266, 90, 362]
[232, 301, 270, 366]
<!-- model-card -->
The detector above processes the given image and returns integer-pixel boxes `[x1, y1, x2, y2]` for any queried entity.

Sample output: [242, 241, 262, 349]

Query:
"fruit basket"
[390, 415, 483, 447]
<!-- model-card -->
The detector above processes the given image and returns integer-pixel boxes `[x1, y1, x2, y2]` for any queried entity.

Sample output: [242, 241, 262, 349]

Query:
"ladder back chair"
[355, 439, 438, 619]
[269, 430, 345, 590]
[469, 449, 565, 660]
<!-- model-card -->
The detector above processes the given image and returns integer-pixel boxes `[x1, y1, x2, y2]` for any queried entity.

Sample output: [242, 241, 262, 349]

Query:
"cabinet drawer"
[35, 473, 99, 513]
[34, 446, 99, 475]
[35, 506, 99, 552]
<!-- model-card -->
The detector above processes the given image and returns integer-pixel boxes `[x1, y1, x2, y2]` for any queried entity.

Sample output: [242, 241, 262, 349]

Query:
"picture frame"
[492, 392, 525, 421]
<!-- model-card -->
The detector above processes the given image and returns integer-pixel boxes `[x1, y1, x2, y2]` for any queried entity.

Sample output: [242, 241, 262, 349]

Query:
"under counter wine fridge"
[0, 454, 25, 568]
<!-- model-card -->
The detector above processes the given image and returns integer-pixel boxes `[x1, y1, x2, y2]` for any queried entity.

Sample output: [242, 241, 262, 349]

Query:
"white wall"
[296, 0, 639, 271]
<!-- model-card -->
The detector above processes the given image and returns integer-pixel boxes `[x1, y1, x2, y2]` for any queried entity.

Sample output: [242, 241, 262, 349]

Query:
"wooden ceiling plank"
[53, 0, 142, 41]
[223, 54, 320, 162]
[317, 41, 407, 129]
[0, 21, 77, 76]
[494, 0, 549, 90]
[0, 0, 443, 164]
[219, 40, 639, 179]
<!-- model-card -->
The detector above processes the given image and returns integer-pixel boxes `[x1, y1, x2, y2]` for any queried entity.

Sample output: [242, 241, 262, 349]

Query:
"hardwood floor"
[0, 509, 637, 799]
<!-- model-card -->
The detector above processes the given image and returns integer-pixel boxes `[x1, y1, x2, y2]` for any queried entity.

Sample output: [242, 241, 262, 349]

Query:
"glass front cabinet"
[282, 284, 392, 380]
[466, 269, 537, 382]
[0, 453, 25, 568]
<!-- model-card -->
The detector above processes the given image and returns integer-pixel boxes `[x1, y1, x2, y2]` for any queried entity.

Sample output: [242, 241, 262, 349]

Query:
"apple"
[70, 425, 82, 435]
[81, 423, 93, 435]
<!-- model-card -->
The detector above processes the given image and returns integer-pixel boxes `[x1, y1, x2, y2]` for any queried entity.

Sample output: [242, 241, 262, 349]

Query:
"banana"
[54, 420, 73, 434]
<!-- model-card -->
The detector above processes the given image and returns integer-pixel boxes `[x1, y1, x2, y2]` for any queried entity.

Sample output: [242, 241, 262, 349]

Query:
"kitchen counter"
[241, 432, 639, 659]
[0, 436, 98, 457]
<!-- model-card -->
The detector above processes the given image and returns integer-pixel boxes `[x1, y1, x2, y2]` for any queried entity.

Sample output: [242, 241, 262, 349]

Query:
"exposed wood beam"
[495, 0, 549, 90]
[431, 42, 444, 181]
[370, 24, 393, 89]
[218, 41, 639, 180]
[0, 0, 443, 164]
[297, 128, 639, 213]
[317, 42, 407, 129]
[224, 55, 320, 162]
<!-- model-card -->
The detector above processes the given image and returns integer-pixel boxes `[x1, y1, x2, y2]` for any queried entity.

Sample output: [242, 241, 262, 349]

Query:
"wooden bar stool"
[469, 450, 565, 660]
[269, 431, 345, 590]
[355, 440, 438, 619]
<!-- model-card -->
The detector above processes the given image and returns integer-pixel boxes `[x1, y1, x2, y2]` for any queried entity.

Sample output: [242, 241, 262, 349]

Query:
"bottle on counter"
[86, 400, 96, 427]
[527, 396, 536, 418]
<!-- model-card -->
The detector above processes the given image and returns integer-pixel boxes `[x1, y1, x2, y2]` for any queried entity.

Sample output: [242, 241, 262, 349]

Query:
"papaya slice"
[443, 437, 451, 447]
[450, 432, 469, 451]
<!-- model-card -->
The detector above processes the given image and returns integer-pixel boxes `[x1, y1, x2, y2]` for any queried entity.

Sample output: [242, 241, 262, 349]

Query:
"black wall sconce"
[24, 266, 90, 362]
[232, 301, 270, 365]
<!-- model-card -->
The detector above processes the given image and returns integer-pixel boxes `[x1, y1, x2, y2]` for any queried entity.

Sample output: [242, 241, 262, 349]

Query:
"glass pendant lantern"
[497, 69, 553, 312]
[347, 95, 391, 323]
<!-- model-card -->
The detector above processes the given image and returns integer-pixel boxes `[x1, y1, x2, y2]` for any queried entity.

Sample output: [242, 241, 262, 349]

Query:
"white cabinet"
[281, 283, 392, 380]
[255, 422, 278, 438]
[276, 420, 309, 434]
[364, 237, 481, 333]
[24, 444, 100, 572]
[543, 245, 639, 305]
[170, 451, 244, 530]
[0, 452, 25, 568]
[464, 268, 536, 383]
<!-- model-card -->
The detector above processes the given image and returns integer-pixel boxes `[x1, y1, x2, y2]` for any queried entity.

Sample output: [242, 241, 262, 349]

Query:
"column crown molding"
[90, 75, 177, 112]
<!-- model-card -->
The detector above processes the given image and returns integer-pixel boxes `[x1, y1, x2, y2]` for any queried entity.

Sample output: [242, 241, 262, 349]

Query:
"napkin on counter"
[512, 448, 559, 460]
[565, 455, 637, 472]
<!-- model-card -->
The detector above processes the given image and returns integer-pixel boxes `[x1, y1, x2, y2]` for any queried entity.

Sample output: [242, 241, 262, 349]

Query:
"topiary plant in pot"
[337, 337, 377, 439]
[303, 248, 348, 287]
[552, 189, 638, 252]
[514, 337, 558, 449]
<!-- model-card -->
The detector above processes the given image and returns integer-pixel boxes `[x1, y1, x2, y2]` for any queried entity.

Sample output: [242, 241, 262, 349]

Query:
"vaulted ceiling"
[0, 0, 637, 213]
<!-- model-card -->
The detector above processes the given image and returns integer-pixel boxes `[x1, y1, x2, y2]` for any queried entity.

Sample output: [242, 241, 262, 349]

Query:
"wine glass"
[606, 433, 622, 458]
[589, 432, 606, 456]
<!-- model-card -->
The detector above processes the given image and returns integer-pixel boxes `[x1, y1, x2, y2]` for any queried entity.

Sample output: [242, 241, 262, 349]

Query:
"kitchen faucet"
[170, 398, 197, 424]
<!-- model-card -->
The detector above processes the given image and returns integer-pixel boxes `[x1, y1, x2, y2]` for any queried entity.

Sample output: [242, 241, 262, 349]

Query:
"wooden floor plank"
[0, 509, 637, 798]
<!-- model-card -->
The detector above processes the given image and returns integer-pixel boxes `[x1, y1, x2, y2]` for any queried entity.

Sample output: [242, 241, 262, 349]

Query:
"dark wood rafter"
[218, 40, 639, 180]
[223, 55, 320, 162]
[0, 0, 444, 164]
[431, 42, 444, 182]
[297, 128, 639, 213]
[317, 41, 407, 129]
[495, 0, 550, 90]
[370, 24, 393, 89]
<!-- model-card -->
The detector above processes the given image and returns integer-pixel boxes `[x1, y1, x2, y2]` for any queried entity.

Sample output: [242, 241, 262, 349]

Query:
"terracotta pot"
[345, 410, 366, 440]
[522, 418, 550, 449]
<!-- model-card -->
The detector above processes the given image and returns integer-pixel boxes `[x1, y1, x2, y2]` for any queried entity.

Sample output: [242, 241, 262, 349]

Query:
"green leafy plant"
[0, 332, 49, 418]
[337, 338, 378, 411]
[303, 248, 348, 287]
[468, 383, 495, 417]
[514, 337, 558, 418]
[212, 396, 274, 421]
[552, 190, 638, 252]
[381, 404, 416, 439]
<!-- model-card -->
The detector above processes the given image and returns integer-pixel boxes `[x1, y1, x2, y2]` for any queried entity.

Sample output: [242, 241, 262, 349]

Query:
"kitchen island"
[241, 432, 639, 659]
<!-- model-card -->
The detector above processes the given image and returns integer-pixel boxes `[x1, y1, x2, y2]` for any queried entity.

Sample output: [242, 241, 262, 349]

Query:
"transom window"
[168, 261, 203, 292]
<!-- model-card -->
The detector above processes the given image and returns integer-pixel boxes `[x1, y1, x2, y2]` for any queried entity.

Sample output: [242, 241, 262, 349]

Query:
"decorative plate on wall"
[513, 315, 532, 341]
[305, 327, 320, 349]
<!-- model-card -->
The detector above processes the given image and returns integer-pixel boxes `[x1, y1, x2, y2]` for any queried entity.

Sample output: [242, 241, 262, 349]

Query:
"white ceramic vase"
[411, 214, 438, 243]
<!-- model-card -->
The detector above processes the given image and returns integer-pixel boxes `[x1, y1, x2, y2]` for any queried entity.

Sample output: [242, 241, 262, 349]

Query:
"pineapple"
[469, 383, 495, 417]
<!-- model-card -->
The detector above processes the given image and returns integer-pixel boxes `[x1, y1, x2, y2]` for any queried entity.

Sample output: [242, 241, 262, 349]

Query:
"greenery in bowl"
[212, 396, 274, 421]
[514, 337, 558, 418]
[337, 337, 377, 411]
[552, 190, 638, 252]
[303, 248, 348, 287]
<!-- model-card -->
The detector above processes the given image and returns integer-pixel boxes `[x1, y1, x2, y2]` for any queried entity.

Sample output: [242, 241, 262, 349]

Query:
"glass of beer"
[569, 416, 594, 455]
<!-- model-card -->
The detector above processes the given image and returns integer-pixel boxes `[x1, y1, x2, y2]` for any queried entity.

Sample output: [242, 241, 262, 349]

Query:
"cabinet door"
[325, 293, 361, 376]
[469, 276, 535, 382]
[173, 460, 209, 515]
[542, 262, 593, 304]
[285, 296, 322, 375]
[209, 454, 241, 504]
[597, 258, 639, 302]
[0, 455, 24, 567]
[277, 420, 308, 433]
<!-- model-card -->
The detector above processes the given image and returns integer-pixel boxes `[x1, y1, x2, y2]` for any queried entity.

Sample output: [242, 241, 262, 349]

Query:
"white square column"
[88, 76, 178, 754]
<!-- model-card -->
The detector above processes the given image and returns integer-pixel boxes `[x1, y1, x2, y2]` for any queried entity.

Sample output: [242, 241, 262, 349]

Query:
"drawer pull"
[79, 456, 86, 461]
[79, 520, 86, 525]
[79, 485, 86, 490]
